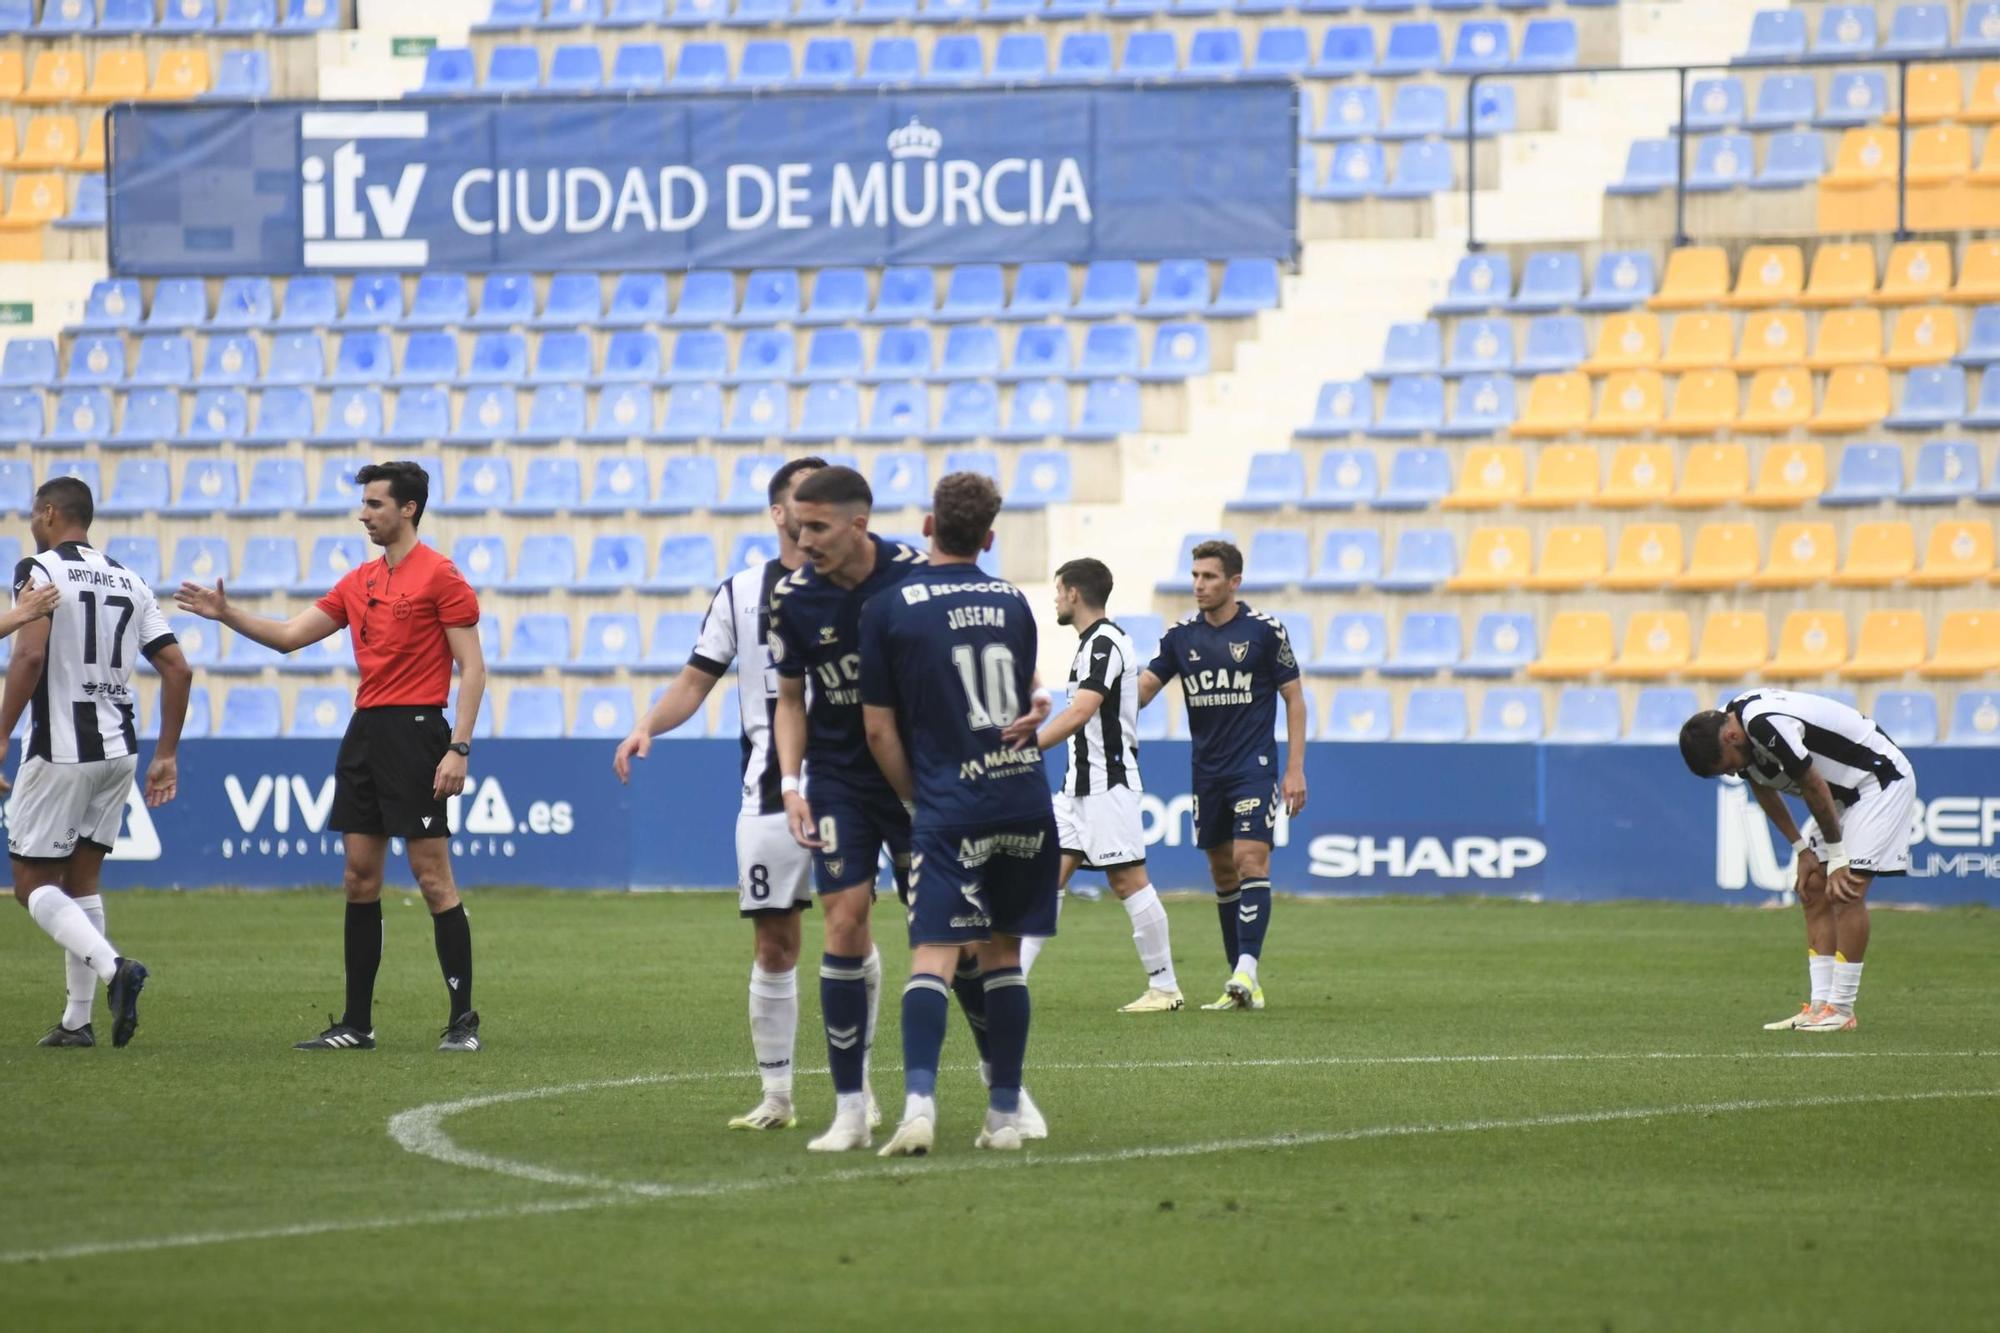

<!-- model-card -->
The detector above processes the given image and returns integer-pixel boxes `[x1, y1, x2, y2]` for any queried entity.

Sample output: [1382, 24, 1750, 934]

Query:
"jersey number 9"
[951, 643, 1019, 731]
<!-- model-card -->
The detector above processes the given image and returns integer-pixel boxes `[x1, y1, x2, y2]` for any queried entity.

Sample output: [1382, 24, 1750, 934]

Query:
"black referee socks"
[342, 900, 383, 1033]
[432, 904, 474, 1022]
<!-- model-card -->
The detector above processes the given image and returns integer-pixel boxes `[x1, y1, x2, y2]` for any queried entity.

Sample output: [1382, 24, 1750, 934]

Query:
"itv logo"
[299, 110, 430, 268]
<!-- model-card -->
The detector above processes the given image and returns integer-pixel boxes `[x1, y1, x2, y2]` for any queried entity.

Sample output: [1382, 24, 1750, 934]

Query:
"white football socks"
[902, 1092, 936, 1125]
[1807, 951, 1833, 1007]
[1021, 890, 1063, 975]
[748, 963, 798, 1099]
[860, 944, 882, 1078]
[62, 893, 107, 1030]
[1123, 886, 1178, 992]
[27, 886, 117, 986]
[1830, 957, 1864, 1013]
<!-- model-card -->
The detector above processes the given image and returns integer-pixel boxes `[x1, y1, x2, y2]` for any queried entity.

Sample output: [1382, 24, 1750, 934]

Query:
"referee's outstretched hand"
[612, 729, 650, 783]
[175, 579, 228, 620]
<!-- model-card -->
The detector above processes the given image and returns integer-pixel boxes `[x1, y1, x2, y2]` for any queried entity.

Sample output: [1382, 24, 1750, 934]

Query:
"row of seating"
[0, 168, 94, 231]
[0, 0, 333, 34]
[65, 262, 1277, 331]
[1306, 80, 1518, 139]
[1682, 66, 2000, 134]
[1300, 136, 1458, 198]
[33, 323, 1218, 387]
[1737, 5, 2000, 63]
[3, 377, 1156, 444]
[1250, 440, 2000, 508]
[43, 447, 1081, 519]
[1309, 362, 2000, 437]
[474, 0, 1610, 27]
[1610, 129, 1831, 194]
[0, 111, 107, 170]
[420, 19, 1579, 92]
[1, 45, 221, 102]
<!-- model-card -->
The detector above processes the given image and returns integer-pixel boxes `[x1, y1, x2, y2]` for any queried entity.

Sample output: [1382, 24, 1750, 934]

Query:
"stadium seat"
[644, 534, 717, 594]
[1517, 317, 1588, 376]
[1820, 444, 1904, 506]
[1527, 524, 1608, 589]
[1380, 613, 1461, 677]
[1756, 133, 1828, 189]
[1371, 321, 1442, 379]
[1604, 610, 1691, 679]
[1904, 441, 1983, 504]
[1312, 612, 1387, 676]
[1673, 443, 1753, 507]
[1598, 444, 1674, 508]
[1472, 688, 1543, 742]
[1627, 687, 1700, 744]
[1748, 75, 1815, 131]
[1229, 453, 1306, 512]
[1298, 381, 1371, 437]
[497, 688, 563, 740]
[1767, 610, 1849, 679]
[1324, 689, 1392, 742]
[1441, 446, 1526, 509]
[1687, 610, 1769, 679]
[233, 538, 300, 597]
[169, 459, 238, 514]
[1457, 612, 1538, 678]
[1370, 375, 1445, 437]
[1886, 365, 1968, 429]
[1526, 612, 1613, 679]
[495, 615, 572, 675]
[1377, 529, 1457, 593]
[1747, 521, 1833, 588]
[1448, 319, 1515, 376]
[1594, 521, 1680, 590]
[1395, 688, 1465, 742]
[1648, 247, 1729, 310]
[503, 534, 578, 595]
[1870, 690, 1938, 747]
[1743, 442, 1824, 508]
[1313, 24, 1376, 77]
[1583, 313, 1660, 373]
[1947, 690, 2000, 743]
[1923, 610, 2000, 677]
[1510, 371, 1590, 436]
[1876, 242, 1953, 305]
[1445, 527, 1530, 592]
[1736, 369, 1812, 434]
[1659, 369, 1737, 435]
[1549, 688, 1622, 744]
[1580, 251, 1657, 310]
[1442, 375, 1518, 436]
[288, 689, 354, 740]
[452, 536, 508, 592]
[1590, 370, 1667, 435]
[1433, 254, 1511, 315]
[1688, 133, 1754, 191]
[1834, 521, 1917, 586]
[1372, 448, 1450, 511]
[1007, 450, 1075, 510]
[1305, 531, 1383, 592]
[1726, 246, 1804, 307]
[1805, 308, 1883, 370]
[110, 389, 179, 447]
[218, 688, 282, 739]
[101, 459, 171, 517]
[1684, 77, 1745, 132]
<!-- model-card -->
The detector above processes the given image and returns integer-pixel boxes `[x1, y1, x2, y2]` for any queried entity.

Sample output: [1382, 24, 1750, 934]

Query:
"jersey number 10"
[77, 590, 136, 669]
[951, 643, 1019, 731]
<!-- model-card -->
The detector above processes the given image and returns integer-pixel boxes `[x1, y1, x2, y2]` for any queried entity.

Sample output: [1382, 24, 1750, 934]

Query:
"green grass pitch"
[3, 890, 1996, 1331]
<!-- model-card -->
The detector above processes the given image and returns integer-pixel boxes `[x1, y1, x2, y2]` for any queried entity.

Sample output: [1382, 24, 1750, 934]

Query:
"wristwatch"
[447, 742, 471, 757]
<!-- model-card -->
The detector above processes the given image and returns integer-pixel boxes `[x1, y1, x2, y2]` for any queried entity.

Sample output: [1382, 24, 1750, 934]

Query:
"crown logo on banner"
[887, 118, 943, 161]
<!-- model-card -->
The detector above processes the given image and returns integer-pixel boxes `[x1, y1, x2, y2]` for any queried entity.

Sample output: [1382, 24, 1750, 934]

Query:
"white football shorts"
[1803, 770, 1917, 877]
[7, 755, 137, 860]
[735, 811, 813, 915]
[1054, 788, 1147, 871]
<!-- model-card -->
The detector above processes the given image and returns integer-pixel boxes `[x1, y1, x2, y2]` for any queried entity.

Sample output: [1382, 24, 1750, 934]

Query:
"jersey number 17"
[77, 590, 136, 668]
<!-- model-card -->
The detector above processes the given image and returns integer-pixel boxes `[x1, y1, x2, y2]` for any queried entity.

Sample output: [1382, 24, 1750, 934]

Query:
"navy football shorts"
[810, 787, 911, 897]
[1192, 780, 1281, 851]
[906, 815, 1061, 947]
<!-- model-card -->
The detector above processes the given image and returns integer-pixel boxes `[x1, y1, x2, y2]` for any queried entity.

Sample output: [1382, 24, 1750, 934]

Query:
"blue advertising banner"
[41, 741, 2000, 906]
[107, 86, 1298, 275]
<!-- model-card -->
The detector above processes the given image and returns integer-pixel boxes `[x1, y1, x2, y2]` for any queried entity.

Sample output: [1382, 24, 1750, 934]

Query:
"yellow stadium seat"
[1587, 369, 1665, 435]
[1581, 313, 1660, 373]
[1898, 64, 1965, 124]
[1965, 64, 2000, 123]
[19, 51, 87, 105]
[0, 174, 69, 230]
[1687, 611, 1770, 679]
[0, 50, 24, 100]
[1648, 247, 1729, 311]
[1833, 520, 1917, 586]
[1968, 131, 2000, 227]
[150, 50, 210, 100]
[1806, 308, 1883, 369]
[1526, 525, 1608, 589]
[1919, 610, 2000, 677]
[1736, 366, 1813, 433]
[1724, 245, 1805, 307]
[0, 231, 44, 262]
[1745, 441, 1826, 508]
[1602, 523, 1684, 589]
[1952, 240, 2000, 302]
[1818, 129, 1900, 233]
[85, 49, 150, 104]
[0, 120, 16, 167]
[1521, 444, 1599, 509]
[1875, 242, 1953, 304]
[1735, 310, 1807, 370]
[1808, 364, 1890, 433]
[1659, 313, 1734, 371]
[1905, 127, 1974, 231]
[1908, 519, 1995, 586]
[1605, 611, 1693, 680]
[1767, 611, 1850, 679]
[1753, 521, 1837, 587]
[1446, 527, 1533, 591]
[1597, 444, 1673, 508]
[1511, 371, 1591, 437]
[1526, 611, 1615, 680]
[1658, 369, 1739, 435]
[1441, 446, 1527, 509]
[1882, 306, 1957, 367]
[1800, 243, 1878, 307]
[14, 115, 80, 170]
[1676, 522, 1760, 589]
[1845, 610, 1928, 678]
[1668, 443, 1749, 507]
[76, 115, 105, 173]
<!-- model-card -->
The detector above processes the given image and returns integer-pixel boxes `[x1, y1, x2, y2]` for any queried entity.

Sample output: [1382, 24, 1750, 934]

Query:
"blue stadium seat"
[570, 613, 643, 676]
[1626, 687, 1699, 744]
[870, 328, 934, 381]
[147, 280, 208, 330]
[1381, 612, 1462, 676]
[1312, 612, 1387, 675]
[674, 41, 731, 89]
[793, 384, 860, 442]
[450, 386, 517, 445]
[299, 455, 360, 517]
[604, 40, 668, 90]
[1738, 9, 1806, 62]
[1434, 253, 1512, 315]
[1009, 326, 1071, 379]
[183, 388, 248, 445]
[0, 460, 28, 515]
[934, 382, 1000, 440]
[723, 384, 791, 441]
[1378, 21, 1442, 74]
[1755, 133, 1826, 189]
[998, 380, 1068, 440]
[1400, 688, 1468, 742]
[45, 389, 108, 445]
[0, 338, 55, 388]
[714, 454, 784, 515]
[1076, 261, 1140, 318]
[924, 33, 985, 84]
[570, 689, 635, 740]
[1580, 251, 1656, 310]
[156, 616, 219, 673]
[1608, 139, 1676, 195]
[130, 336, 193, 387]
[575, 455, 651, 516]
[1516, 17, 1577, 68]
[596, 331, 659, 384]
[1820, 445, 1904, 505]
[863, 35, 921, 82]
[494, 615, 572, 676]
[651, 384, 715, 441]
[736, 40, 794, 86]
[111, 389, 180, 447]
[1551, 688, 1622, 743]
[668, 331, 730, 382]
[465, 333, 527, 384]
[1870, 690, 1938, 747]
[1237, 529, 1307, 591]
[798, 37, 859, 85]
[1373, 447, 1450, 510]
[168, 459, 238, 515]
[801, 269, 868, 325]
[729, 0, 790, 23]
[1813, 5, 1877, 58]
[217, 688, 283, 739]
[546, 43, 606, 92]
[328, 331, 390, 384]
[1960, 1, 2000, 52]
[940, 265, 1005, 323]
[66, 335, 125, 386]
[102, 534, 158, 591]
[1146, 323, 1209, 379]
[274, 277, 336, 329]
[637, 612, 704, 675]
[1007, 450, 1074, 509]
[77, 280, 141, 331]
[494, 687, 561, 740]
[604, 273, 667, 327]
[101, 459, 171, 517]
[1949, 691, 2000, 744]
[407, 273, 470, 328]
[1689, 133, 1754, 192]
[734, 329, 796, 382]
[1517, 315, 1588, 373]
[1145, 261, 1210, 319]
[1117, 31, 1178, 79]
[421, 46, 477, 94]
[506, 457, 581, 517]
[1312, 142, 1384, 199]
[536, 272, 602, 328]
[287, 688, 354, 739]
[1888, 366, 1968, 430]
[341, 275, 404, 327]
[1053, 31, 1112, 82]
[1447, 318, 1514, 375]
[1228, 452, 1306, 512]
[1369, 375, 1445, 437]
[199, 335, 259, 386]
[1372, 321, 1443, 379]
[1074, 379, 1140, 440]
[1304, 530, 1383, 592]
[1214, 260, 1280, 317]
[1904, 441, 1982, 504]
[504, 534, 578, 595]
[1819, 70, 1887, 127]
[1377, 529, 1456, 592]
[1745, 74, 1814, 131]
[738, 270, 801, 325]
[862, 382, 929, 441]
[311, 387, 381, 447]
[940, 327, 1002, 379]
[522, 385, 585, 443]
[1475, 688, 1545, 741]
[1297, 380, 1370, 437]
[1311, 24, 1375, 77]
[1456, 612, 1537, 677]
[1183, 28, 1244, 79]
[1442, 374, 1518, 436]
[1510, 253, 1583, 312]
[1446, 20, 1510, 73]
[280, 0, 340, 25]
[1683, 76, 1746, 132]
[1956, 306, 2000, 366]
[530, 333, 591, 385]
[236, 458, 306, 519]
[1885, 2, 1950, 54]
[229, 537, 299, 597]
[450, 536, 509, 591]
[1244, 25, 1307, 78]
[1302, 449, 1379, 510]
[1325, 688, 1393, 742]
[438, 457, 511, 515]
[1379, 84, 1448, 140]
[988, 31, 1047, 82]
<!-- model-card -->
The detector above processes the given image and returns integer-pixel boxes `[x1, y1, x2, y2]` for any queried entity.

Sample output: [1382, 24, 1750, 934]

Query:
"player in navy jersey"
[861, 471, 1059, 1156]
[1139, 539, 1306, 1012]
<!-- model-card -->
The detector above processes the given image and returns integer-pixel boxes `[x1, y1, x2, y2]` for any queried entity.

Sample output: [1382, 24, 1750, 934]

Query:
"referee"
[176, 461, 487, 1053]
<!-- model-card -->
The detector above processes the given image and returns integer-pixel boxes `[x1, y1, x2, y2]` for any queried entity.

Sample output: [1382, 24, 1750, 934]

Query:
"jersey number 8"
[951, 643, 1019, 731]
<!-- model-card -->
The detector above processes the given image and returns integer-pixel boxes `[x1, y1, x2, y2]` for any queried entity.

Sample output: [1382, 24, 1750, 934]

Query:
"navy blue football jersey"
[768, 533, 927, 802]
[1146, 602, 1301, 788]
[858, 562, 1051, 831]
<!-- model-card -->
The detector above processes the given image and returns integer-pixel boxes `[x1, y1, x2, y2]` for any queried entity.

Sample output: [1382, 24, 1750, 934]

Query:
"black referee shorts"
[328, 706, 452, 840]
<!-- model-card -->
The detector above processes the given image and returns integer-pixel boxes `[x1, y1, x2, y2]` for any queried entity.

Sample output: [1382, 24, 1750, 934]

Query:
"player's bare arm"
[0, 581, 60, 636]
[0, 608, 51, 775]
[434, 622, 485, 800]
[774, 674, 820, 848]
[1034, 687, 1104, 753]
[1794, 768, 1865, 902]
[174, 579, 341, 654]
[998, 672, 1052, 748]
[1278, 677, 1308, 816]
[145, 641, 193, 808]
[1138, 668, 1165, 711]
[1751, 783, 1822, 898]
[614, 661, 721, 783]
[861, 703, 916, 805]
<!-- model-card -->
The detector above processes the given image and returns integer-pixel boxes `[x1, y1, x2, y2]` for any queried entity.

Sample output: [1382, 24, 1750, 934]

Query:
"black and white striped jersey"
[12, 542, 175, 764]
[1063, 618, 1141, 796]
[1725, 688, 1910, 808]
[689, 559, 791, 818]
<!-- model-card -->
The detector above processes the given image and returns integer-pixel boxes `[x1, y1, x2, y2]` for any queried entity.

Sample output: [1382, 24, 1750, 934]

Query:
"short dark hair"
[1679, 710, 1729, 777]
[932, 471, 1002, 558]
[792, 465, 872, 511]
[769, 455, 828, 506]
[355, 460, 430, 527]
[34, 476, 93, 530]
[1054, 557, 1113, 608]
[1191, 539, 1243, 580]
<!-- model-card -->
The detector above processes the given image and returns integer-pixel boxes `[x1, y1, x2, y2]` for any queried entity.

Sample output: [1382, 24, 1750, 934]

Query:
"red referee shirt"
[315, 542, 480, 709]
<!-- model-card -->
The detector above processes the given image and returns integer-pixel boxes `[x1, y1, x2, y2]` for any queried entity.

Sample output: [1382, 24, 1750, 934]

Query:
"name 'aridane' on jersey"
[1146, 602, 1300, 788]
[859, 564, 1050, 831]
[14, 542, 176, 764]
[766, 533, 926, 800]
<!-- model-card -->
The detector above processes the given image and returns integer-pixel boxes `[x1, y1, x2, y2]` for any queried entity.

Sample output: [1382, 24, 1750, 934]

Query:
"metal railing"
[1462, 51, 1985, 252]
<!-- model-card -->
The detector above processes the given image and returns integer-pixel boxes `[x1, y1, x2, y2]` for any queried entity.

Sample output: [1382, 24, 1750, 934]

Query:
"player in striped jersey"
[1025, 558, 1181, 1012]
[613, 455, 824, 1132]
[4, 477, 192, 1049]
[1680, 689, 1917, 1033]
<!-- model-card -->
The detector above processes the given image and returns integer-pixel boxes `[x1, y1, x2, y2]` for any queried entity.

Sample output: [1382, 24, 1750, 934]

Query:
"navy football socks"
[900, 974, 951, 1101]
[819, 952, 869, 1095]
[1215, 890, 1242, 969]
[1236, 879, 1273, 964]
[980, 967, 1029, 1115]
